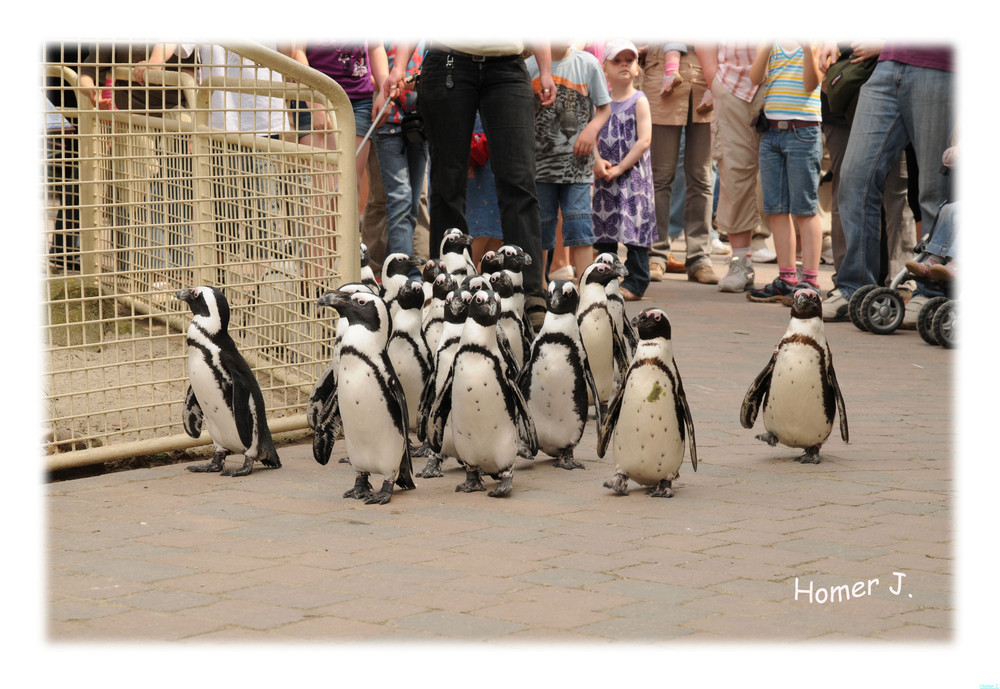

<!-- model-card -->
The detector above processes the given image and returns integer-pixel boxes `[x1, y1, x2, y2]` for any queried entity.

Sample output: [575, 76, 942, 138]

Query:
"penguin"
[479, 250, 504, 279]
[381, 253, 425, 318]
[439, 228, 477, 276]
[517, 280, 602, 470]
[594, 252, 639, 358]
[415, 288, 470, 478]
[359, 242, 379, 295]
[308, 282, 378, 464]
[422, 271, 459, 357]
[577, 261, 631, 415]
[387, 279, 433, 454]
[740, 289, 849, 464]
[489, 270, 534, 369]
[177, 286, 280, 477]
[311, 290, 416, 504]
[427, 289, 537, 497]
[421, 258, 444, 316]
[597, 307, 697, 498]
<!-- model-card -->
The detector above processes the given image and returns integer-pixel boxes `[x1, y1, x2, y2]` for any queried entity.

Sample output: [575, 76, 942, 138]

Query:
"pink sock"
[802, 269, 819, 287]
[779, 267, 799, 285]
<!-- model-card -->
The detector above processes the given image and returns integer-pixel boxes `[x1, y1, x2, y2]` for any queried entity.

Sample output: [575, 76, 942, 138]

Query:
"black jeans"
[418, 49, 544, 298]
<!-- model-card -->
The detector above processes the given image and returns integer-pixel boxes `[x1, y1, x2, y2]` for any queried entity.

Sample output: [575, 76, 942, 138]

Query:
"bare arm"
[749, 43, 771, 85]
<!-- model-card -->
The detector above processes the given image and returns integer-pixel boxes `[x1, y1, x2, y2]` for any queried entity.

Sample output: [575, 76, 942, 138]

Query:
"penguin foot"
[221, 457, 255, 477]
[411, 441, 432, 458]
[455, 469, 486, 493]
[516, 443, 535, 460]
[553, 451, 585, 470]
[488, 473, 513, 498]
[364, 480, 395, 505]
[796, 447, 822, 464]
[416, 453, 444, 478]
[755, 432, 779, 447]
[187, 450, 227, 473]
[603, 472, 629, 496]
[344, 473, 374, 500]
[338, 456, 351, 464]
[646, 479, 674, 498]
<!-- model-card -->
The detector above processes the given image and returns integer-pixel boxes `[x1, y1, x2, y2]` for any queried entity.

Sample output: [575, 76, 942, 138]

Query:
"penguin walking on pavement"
[388, 279, 433, 455]
[740, 289, 849, 464]
[311, 290, 416, 504]
[415, 288, 470, 478]
[594, 252, 639, 358]
[598, 307, 697, 498]
[427, 289, 537, 497]
[177, 287, 280, 477]
[518, 280, 602, 470]
[577, 261, 631, 415]
[439, 228, 477, 276]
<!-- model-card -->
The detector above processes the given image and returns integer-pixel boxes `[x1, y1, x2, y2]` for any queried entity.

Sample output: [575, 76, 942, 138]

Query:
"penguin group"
[176, 231, 849, 504]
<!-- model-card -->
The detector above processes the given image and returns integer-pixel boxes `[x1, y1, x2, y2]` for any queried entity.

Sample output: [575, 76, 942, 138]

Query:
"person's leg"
[649, 124, 681, 247]
[478, 56, 545, 300]
[881, 151, 917, 287]
[621, 245, 650, 297]
[682, 120, 715, 275]
[374, 128, 417, 261]
[418, 50, 480, 258]
[558, 182, 596, 283]
[836, 62, 910, 299]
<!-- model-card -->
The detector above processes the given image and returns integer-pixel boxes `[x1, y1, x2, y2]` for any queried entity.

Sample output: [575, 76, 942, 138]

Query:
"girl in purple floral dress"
[592, 40, 655, 300]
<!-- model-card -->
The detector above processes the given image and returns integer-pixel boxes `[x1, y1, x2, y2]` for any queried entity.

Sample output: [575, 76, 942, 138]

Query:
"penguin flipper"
[309, 366, 343, 466]
[182, 385, 203, 439]
[307, 362, 337, 431]
[597, 373, 627, 459]
[673, 363, 698, 472]
[740, 355, 775, 429]
[611, 326, 630, 378]
[229, 371, 256, 451]
[509, 378, 537, 457]
[427, 366, 455, 453]
[827, 352, 849, 443]
[622, 316, 639, 358]
[495, 326, 520, 379]
[583, 352, 604, 431]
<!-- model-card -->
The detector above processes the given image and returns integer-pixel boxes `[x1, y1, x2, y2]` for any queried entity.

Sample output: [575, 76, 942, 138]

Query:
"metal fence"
[42, 41, 359, 471]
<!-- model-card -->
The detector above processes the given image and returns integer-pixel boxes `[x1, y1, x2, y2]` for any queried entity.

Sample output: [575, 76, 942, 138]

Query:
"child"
[591, 39, 655, 301]
[747, 41, 824, 303]
[527, 42, 612, 284]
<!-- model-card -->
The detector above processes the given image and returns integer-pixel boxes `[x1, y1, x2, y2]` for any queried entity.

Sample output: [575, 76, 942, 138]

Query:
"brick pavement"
[46, 251, 956, 649]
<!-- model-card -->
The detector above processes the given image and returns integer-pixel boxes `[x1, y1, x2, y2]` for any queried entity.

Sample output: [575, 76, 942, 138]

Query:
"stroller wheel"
[917, 296, 949, 346]
[931, 300, 956, 349]
[860, 287, 905, 335]
[849, 285, 877, 331]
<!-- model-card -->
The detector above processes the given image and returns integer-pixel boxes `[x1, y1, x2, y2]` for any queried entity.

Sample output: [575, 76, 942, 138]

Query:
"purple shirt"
[305, 43, 374, 99]
[879, 45, 953, 72]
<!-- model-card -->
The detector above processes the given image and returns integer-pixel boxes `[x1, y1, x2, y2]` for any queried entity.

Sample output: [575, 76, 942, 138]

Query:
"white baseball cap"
[604, 39, 639, 62]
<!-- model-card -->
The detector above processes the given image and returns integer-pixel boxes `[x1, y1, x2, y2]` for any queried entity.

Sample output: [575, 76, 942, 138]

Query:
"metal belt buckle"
[777, 120, 790, 130]
[472, 54, 486, 62]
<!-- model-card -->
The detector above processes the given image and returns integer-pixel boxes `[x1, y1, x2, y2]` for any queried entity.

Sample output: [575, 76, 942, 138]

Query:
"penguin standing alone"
[740, 289, 848, 464]
[177, 287, 280, 477]
[518, 280, 602, 470]
[427, 289, 537, 497]
[311, 290, 416, 504]
[598, 307, 697, 498]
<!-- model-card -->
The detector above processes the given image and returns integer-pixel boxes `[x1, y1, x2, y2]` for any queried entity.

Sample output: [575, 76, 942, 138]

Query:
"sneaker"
[822, 288, 850, 321]
[648, 261, 665, 282]
[718, 256, 755, 292]
[747, 276, 798, 303]
[901, 294, 929, 330]
[711, 237, 732, 256]
[751, 246, 777, 263]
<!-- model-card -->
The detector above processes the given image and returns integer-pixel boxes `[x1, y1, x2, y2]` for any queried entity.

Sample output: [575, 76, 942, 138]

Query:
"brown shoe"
[665, 254, 686, 273]
[688, 265, 719, 285]
[649, 261, 665, 282]
[620, 287, 644, 302]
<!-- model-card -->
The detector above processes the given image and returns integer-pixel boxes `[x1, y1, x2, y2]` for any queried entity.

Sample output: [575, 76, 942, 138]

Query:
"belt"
[769, 120, 821, 130]
[432, 47, 522, 63]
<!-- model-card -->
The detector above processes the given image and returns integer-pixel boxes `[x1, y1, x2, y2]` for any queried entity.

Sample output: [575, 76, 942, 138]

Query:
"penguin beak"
[409, 255, 427, 268]
[176, 288, 196, 303]
[317, 290, 351, 311]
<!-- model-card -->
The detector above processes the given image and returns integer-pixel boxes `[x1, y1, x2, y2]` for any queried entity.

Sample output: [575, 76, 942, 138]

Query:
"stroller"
[847, 197, 955, 348]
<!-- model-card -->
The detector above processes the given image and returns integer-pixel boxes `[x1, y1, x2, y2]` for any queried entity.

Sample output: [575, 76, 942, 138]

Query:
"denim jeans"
[759, 124, 823, 217]
[537, 182, 594, 250]
[374, 124, 428, 265]
[418, 49, 544, 297]
[836, 61, 953, 298]
[925, 201, 956, 259]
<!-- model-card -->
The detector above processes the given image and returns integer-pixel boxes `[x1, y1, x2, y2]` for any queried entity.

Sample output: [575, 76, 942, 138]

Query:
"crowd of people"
[60, 39, 957, 332]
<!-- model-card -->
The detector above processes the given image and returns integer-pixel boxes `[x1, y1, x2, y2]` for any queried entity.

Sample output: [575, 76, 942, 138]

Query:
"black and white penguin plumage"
[415, 288, 470, 478]
[598, 307, 697, 498]
[311, 290, 416, 504]
[517, 280, 602, 470]
[388, 279, 433, 444]
[479, 250, 505, 279]
[740, 289, 849, 464]
[577, 261, 631, 414]
[594, 252, 638, 357]
[489, 270, 534, 369]
[177, 287, 280, 476]
[359, 243, 379, 295]
[422, 272, 459, 357]
[439, 228, 477, 276]
[421, 258, 444, 315]
[427, 289, 537, 497]
[381, 253, 425, 318]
